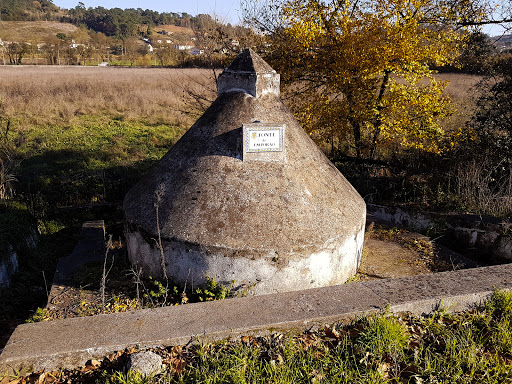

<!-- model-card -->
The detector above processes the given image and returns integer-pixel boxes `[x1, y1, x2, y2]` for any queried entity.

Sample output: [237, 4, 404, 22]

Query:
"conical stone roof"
[123, 48, 366, 295]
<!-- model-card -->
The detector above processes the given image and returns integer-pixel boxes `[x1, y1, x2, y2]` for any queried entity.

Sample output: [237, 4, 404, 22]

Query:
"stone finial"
[217, 48, 280, 98]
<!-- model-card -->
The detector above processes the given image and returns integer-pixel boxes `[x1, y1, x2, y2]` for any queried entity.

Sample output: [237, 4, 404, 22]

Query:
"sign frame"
[242, 122, 286, 162]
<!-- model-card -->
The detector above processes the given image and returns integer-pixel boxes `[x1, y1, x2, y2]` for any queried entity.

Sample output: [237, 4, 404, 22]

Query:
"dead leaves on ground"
[4, 310, 512, 383]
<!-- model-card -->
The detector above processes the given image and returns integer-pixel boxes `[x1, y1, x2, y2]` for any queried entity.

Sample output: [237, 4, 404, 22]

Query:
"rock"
[127, 351, 162, 377]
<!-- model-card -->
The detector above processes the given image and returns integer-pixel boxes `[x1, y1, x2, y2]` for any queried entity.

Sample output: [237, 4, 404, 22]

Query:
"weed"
[25, 307, 49, 323]
[193, 276, 235, 302]
[0, 113, 19, 200]
[102, 370, 156, 384]
[101, 235, 114, 313]
[144, 277, 178, 307]
[485, 289, 512, 320]
[153, 183, 169, 306]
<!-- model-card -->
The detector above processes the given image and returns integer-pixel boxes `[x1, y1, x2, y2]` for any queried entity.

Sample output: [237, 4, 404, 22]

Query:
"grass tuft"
[356, 314, 409, 360]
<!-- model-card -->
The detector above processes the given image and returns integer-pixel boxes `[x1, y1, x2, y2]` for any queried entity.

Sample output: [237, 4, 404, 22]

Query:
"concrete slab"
[1, 262, 512, 375]
[365, 263, 512, 313]
[49, 221, 105, 287]
[47, 221, 105, 311]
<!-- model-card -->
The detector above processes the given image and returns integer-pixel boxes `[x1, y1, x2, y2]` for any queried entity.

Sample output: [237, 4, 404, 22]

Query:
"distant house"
[231, 39, 240, 47]
[173, 44, 194, 51]
[190, 48, 204, 55]
[69, 40, 85, 49]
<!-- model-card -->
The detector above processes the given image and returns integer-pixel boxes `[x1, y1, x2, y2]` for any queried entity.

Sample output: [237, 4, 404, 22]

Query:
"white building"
[173, 44, 194, 51]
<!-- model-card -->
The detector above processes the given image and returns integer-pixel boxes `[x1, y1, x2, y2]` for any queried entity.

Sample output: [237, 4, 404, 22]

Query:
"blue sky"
[51, 0, 505, 36]
[51, 0, 243, 24]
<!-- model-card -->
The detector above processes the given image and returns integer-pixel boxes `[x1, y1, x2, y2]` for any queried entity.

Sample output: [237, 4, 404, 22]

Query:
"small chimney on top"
[217, 48, 280, 98]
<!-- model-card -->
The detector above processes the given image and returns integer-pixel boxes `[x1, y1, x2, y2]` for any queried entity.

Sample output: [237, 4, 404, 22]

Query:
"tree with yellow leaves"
[243, 0, 481, 161]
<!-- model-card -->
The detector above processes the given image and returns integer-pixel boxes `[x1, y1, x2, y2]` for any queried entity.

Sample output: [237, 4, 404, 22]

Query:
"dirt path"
[359, 238, 433, 280]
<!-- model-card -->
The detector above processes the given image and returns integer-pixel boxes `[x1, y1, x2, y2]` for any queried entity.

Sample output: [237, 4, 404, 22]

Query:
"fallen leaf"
[126, 347, 137, 354]
[309, 368, 325, 383]
[43, 373, 58, 384]
[106, 351, 122, 362]
[170, 357, 186, 373]
[36, 373, 45, 384]
[323, 325, 341, 339]
[86, 359, 101, 368]
[409, 340, 420, 349]
[241, 336, 252, 344]
[377, 362, 390, 378]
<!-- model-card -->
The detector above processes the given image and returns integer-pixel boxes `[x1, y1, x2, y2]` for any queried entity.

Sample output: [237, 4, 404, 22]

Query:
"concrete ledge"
[1, 263, 512, 375]
[49, 220, 105, 288]
[46, 221, 105, 313]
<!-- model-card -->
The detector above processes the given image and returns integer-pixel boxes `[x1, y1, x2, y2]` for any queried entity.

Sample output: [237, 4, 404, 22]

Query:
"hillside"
[154, 25, 195, 36]
[0, 0, 61, 21]
[494, 33, 512, 51]
[0, 21, 78, 43]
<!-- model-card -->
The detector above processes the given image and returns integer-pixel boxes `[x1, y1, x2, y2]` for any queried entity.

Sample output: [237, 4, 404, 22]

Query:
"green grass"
[11, 114, 184, 212]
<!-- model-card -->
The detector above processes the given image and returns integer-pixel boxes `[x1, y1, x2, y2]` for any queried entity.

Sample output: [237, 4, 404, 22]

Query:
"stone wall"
[0, 228, 38, 287]
[367, 204, 512, 262]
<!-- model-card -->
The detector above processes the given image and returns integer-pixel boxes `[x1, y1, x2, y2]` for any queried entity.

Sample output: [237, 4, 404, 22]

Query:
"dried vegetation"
[0, 66, 215, 130]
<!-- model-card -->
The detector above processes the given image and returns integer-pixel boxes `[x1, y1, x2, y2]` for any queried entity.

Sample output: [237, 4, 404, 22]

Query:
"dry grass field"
[0, 66, 480, 134]
[0, 66, 218, 208]
[436, 73, 481, 132]
[0, 66, 217, 129]
[0, 21, 78, 43]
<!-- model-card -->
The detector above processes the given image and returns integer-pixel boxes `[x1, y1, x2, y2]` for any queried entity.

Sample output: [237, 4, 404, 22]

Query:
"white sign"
[246, 128, 283, 152]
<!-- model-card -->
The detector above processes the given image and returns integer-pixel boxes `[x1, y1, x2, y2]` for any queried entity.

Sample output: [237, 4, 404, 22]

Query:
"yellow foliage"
[262, 0, 476, 159]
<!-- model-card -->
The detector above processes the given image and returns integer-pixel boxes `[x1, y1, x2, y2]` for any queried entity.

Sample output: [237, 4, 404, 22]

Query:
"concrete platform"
[1, 262, 512, 375]
[46, 221, 105, 313]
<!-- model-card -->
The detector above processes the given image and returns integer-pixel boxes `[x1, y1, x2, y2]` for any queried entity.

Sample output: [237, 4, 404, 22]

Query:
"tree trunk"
[369, 69, 390, 160]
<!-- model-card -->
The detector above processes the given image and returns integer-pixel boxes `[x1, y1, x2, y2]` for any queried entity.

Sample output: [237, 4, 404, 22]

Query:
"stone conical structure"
[123, 48, 366, 295]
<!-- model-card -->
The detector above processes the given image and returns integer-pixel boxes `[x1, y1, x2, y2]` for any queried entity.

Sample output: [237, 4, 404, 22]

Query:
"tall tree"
[243, 0, 480, 161]
[472, 56, 512, 164]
